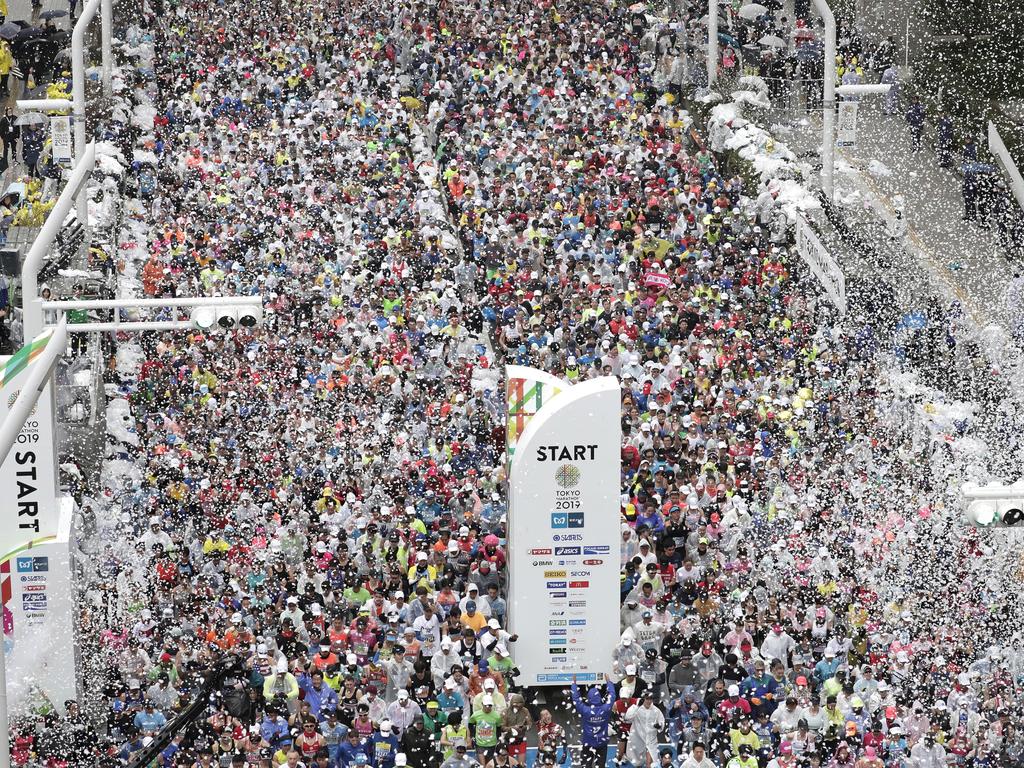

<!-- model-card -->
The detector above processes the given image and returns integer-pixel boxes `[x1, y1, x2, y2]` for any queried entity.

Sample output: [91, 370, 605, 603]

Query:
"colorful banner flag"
[0, 330, 53, 390]
[505, 365, 564, 461]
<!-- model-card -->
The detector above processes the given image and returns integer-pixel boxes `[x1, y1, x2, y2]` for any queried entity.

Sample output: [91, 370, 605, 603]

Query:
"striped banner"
[505, 367, 564, 461]
[1, 330, 54, 390]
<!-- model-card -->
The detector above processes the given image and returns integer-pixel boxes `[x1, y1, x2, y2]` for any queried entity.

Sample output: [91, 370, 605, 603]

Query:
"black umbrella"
[39, 9, 68, 19]
[13, 27, 44, 43]
[0, 22, 19, 40]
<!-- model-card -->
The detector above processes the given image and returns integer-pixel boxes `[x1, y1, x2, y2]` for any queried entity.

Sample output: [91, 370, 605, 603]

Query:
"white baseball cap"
[625, 664, 637, 675]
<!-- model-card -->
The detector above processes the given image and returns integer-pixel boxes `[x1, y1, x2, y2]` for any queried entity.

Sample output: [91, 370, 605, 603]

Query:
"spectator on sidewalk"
[21, 125, 43, 177]
[936, 114, 954, 167]
[906, 98, 925, 152]
[0, 40, 12, 100]
[880, 66, 898, 115]
[962, 169, 980, 223]
[0, 107, 18, 168]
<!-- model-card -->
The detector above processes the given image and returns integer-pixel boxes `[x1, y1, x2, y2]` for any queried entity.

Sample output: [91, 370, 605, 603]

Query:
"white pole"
[14, 99, 74, 112]
[812, 0, 836, 201]
[707, 0, 718, 85]
[57, 321, 196, 333]
[42, 295, 263, 310]
[989, 121, 1024, 211]
[21, 143, 97, 341]
[101, 0, 112, 96]
[904, 16, 909, 70]
[835, 84, 892, 96]
[72, 0, 101, 225]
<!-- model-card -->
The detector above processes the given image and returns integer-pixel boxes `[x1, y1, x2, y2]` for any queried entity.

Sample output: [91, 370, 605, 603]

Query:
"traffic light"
[962, 482, 1024, 527]
[237, 304, 262, 328]
[190, 306, 217, 330]
[217, 307, 237, 329]
[189, 302, 263, 331]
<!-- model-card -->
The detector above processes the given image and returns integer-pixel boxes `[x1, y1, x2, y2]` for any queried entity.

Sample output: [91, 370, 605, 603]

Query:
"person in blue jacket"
[570, 673, 616, 768]
[369, 720, 401, 768]
[297, 669, 340, 722]
[338, 729, 371, 768]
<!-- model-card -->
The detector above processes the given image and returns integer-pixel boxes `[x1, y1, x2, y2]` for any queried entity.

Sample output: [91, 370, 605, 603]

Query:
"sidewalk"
[771, 99, 1017, 332]
[1, 0, 77, 189]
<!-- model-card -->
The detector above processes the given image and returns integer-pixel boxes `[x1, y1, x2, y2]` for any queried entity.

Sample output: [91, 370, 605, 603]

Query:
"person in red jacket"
[717, 684, 752, 723]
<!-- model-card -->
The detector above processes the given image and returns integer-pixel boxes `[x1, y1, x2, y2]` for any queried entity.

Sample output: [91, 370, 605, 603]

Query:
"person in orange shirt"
[312, 642, 339, 671]
[460, 600, 487, 633]
[327, 616, 349, 646]
[221, 614, 249, 649]
[141, 255, 165, 295]
[400, 626, 421, 658]
[448, 172, 466, 199]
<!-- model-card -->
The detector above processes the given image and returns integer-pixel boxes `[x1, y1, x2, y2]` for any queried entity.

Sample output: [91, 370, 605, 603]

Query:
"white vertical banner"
[2, 499, 77, 710]
[0, 342, 75, 709]
[508, 373, 621, 686]
[50, 116, 73, 168]
[0, 356, 60, 559]
[795, 216, 846, 316]
[836, 101, 858, 148]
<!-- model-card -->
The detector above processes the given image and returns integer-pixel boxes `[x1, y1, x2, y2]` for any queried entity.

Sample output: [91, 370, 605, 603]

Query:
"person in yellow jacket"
[0, 40, 12, 100]
[202, 531, 230, 557]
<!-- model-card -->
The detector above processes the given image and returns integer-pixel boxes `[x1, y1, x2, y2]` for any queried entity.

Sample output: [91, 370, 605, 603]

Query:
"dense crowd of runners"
[8, 0, 1024, 766]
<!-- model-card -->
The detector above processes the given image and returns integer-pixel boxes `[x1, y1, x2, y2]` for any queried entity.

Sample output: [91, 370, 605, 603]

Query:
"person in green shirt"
[485, 646, 514, 677]
[468, 696, 502, 762]
[423, 701, 448, 735]
[344, 581, 372, 608]
[726, 743, 759, 768]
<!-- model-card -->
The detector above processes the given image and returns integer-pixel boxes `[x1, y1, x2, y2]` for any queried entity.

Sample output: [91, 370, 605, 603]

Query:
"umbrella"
[796, 40, 822, 60]
[718, 32, 739, 47]
[758, 34, 786, 47]
[0, 22, 20, 40]
[39, 9, 68, 18]
[738, 3, 768, 19]
[15, 112, 48, 126]
[13, 26, 44, 43]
